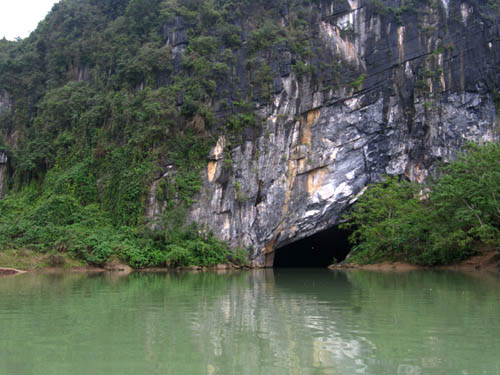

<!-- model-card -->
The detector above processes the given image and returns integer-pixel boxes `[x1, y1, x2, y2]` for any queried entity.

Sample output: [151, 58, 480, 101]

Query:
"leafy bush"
[164, 226, 246, 268]
[342, 143, 500, 266]
[341, 177, 430, 264]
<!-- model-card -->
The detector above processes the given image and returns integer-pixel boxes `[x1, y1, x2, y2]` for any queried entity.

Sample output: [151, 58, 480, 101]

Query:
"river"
[1, 269, 499, 374]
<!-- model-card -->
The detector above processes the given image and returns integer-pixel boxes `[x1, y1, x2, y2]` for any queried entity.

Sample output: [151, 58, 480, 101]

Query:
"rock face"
[185, 0, 499, 266]
[2, 0, 495, 267]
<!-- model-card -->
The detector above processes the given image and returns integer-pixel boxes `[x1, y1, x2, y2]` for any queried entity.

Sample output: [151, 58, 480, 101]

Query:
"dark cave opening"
[273, 226, 351, 268]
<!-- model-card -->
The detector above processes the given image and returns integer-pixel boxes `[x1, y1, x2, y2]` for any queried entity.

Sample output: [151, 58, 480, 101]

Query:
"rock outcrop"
[185, 0, 499, 266]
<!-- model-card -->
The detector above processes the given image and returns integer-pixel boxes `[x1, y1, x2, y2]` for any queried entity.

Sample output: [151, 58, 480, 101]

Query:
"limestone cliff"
[180, 0, 499, 266]
[0, 0, 499, 267]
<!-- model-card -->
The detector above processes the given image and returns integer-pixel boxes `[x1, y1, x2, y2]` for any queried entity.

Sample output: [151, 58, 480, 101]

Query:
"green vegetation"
[342, 143, 500, 266]
[0, 185, 248, 268]
[0, 75, 236, 268]
[350, 74, 366, 92]
[367, 0, 428, 24]
[484, 0, 500, 20]
[0, 249, 85, 270]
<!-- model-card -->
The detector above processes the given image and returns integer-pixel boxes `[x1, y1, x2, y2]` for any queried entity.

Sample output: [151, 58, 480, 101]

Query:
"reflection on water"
[1, 269, 500, 374]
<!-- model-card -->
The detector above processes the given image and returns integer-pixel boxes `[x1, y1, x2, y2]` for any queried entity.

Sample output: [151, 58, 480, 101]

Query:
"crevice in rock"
[255, 180, 264, 206]
[273, 226, 351, 268]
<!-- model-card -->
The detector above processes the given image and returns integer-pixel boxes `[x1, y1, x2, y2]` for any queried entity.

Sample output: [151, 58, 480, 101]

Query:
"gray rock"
[164, 17, 189, 47]
[143, 0, 500, 266]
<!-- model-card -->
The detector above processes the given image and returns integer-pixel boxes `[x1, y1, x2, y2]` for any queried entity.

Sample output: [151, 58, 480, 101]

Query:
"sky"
[0, 0, 59, 40]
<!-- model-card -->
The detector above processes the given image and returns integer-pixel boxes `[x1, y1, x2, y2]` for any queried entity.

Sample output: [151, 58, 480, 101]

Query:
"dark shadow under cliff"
[273, 226, 351, 268]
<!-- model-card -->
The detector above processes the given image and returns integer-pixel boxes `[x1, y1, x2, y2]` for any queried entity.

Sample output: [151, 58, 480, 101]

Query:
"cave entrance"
[273, 226, 351, 268]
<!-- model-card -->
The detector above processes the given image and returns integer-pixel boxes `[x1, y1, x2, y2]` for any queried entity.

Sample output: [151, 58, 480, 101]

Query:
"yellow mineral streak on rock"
[302, 108, 321, 145]
[298, 159, 306, 172]
[207, 161, 217, 182]
[302, 125, 312, 146]
[207, 136, 226, 183]
[307, 108, 321, 125]
[307, 167, 327, 194]
[263, 112, 322, 258]
[264, 237, 277, 256]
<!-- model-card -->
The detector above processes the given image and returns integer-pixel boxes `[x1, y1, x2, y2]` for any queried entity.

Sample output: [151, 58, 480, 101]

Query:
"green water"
[1, 270, 499, 374]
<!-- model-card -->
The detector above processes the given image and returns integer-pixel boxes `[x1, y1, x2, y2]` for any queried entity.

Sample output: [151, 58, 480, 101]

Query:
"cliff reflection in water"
[1, 269, 500, 374]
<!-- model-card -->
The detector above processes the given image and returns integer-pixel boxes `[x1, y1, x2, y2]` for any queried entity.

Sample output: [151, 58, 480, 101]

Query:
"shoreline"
[331, 251, 500, 272]
[2, 250, 499, 276]
[0, 249, 249, 276]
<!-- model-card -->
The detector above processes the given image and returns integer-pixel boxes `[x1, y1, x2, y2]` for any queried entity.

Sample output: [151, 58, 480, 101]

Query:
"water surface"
[1, 269, 499, 374]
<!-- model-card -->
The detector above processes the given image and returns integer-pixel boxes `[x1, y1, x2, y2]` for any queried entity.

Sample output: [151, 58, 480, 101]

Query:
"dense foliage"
[0, 183, 248, 268]
[342, 143, 500, 266]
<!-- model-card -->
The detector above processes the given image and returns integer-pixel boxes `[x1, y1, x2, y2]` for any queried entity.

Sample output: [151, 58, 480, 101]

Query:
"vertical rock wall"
[186, 0, 499, 266]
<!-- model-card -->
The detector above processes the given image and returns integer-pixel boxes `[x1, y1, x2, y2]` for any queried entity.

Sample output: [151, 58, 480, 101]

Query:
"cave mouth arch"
[273, 226, 351, 268]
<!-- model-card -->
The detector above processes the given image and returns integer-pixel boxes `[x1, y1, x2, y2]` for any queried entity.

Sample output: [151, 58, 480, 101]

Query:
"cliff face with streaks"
[0, 0, 499, 267]
[181, 0, 500, 266]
